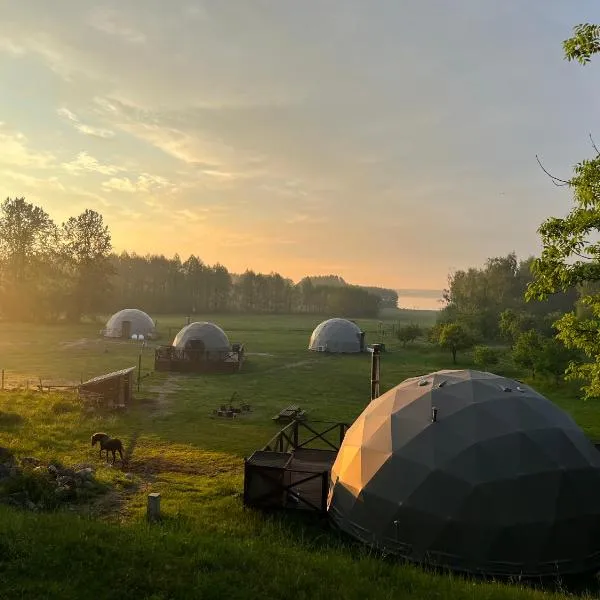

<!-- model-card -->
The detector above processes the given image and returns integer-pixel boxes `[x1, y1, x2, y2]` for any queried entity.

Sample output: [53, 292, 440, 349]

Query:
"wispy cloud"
[0, 124, 55, 169]
[102, 173, 172, 193]
[87, 7, 146, 45]
[57, 107, 115, 139]
[62, 151, 124, 176]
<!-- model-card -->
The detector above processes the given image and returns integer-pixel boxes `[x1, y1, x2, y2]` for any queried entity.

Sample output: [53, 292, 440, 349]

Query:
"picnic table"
[273, 404, 307, 424]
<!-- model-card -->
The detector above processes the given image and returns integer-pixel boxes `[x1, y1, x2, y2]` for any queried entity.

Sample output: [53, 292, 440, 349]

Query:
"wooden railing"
[262, 420, 350, 454]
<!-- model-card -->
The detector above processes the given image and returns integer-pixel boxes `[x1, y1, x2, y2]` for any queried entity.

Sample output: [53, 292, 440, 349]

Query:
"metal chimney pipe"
[370, 344, 382, 401]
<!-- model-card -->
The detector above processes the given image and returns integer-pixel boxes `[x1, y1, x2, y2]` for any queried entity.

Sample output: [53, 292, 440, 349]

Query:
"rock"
[47, 465, 59, 478]
[75, 468, 95, 481]
[71, 463, 94, 472]
[21, 457, 41, 467]
[82, 480, 96, 490]
[0, 447, 15, 465]
[55, 486, 75, 500]
[56, 475, 76, 489]
[25, 500, 37, 511]
[59, 468, 77, 478]
[124, 472, 134, 480]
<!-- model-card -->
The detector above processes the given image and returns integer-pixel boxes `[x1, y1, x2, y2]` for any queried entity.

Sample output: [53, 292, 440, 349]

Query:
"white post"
[147, 492, 161, 521]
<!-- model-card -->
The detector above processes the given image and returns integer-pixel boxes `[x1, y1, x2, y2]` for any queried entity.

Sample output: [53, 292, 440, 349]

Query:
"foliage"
[499, 309, 536, 347]
[512, 330, 543, 378]
[441, 254, 576, 342]
[526, 25, 600, 398]
[535, 337, 579, 386]
[472, 345, 499, 370]
[396, 324, 422, 347]
[0, 197, 59, 320]
[436, 323, 473, 364]
[61, 209, 114, 321]
[564, 23, 600, 64]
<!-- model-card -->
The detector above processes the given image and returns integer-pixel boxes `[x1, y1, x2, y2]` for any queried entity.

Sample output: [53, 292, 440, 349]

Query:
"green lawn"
[0, 312, 598, 599]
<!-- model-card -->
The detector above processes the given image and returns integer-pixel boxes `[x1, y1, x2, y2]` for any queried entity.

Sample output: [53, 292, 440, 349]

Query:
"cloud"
[57, 107, 115, 138]
[0, 124, 55, 169]
[62, 151, 124, 176]
[102, 173, 172, 193]
[87, 7, 146, 44]
[0, 169, 65, 191]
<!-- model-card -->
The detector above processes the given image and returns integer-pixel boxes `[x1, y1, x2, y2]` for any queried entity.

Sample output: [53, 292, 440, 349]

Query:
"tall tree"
[526, 22, 600, 398]
[0, 197, 58, 320]
[61, 209, 113, 320]
[0, 197, 56, 283]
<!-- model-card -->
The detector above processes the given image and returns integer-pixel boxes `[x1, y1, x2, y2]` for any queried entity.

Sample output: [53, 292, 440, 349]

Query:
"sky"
[1, 1, 599, 310]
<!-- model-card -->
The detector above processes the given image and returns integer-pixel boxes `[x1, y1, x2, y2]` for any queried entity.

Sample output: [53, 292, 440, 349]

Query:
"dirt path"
[146, 374, 183, 417]
[263, 359, 325, 374]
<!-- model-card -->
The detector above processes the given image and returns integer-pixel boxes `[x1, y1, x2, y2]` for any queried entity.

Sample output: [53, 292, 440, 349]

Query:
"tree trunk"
[452, 348, 457, 364]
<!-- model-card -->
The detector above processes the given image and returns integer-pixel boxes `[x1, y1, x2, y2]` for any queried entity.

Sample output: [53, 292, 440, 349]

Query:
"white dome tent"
[155, 321, 245, 373]
[173, 321, 231, 353]
[103, 309, 155, 339]
[308, 318, 365, 353]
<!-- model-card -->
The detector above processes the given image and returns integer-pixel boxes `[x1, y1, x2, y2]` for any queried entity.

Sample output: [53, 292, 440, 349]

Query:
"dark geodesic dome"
[327, 369, 600, 577]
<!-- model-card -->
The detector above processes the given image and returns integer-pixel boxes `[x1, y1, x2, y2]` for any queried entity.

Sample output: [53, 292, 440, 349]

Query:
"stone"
[56, 475, 76, 489]
[75, 468, 95, 481]
[124, 472, 134, 480]
[21, 457, 41, 467]
[55, 486, 75, 500]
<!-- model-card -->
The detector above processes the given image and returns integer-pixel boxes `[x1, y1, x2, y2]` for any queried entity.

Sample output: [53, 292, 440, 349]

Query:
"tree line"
[0, 197, 392, 322]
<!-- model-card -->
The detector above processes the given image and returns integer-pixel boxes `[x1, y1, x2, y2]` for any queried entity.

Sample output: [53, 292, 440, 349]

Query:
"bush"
[472, 345, 499, 370]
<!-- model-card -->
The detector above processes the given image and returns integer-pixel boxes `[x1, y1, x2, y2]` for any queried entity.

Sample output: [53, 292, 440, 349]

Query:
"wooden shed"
[78, 366, 136, 409]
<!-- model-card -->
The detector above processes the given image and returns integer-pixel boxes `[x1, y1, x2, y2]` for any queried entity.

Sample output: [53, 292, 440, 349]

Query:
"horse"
[91, 432, 124, 465]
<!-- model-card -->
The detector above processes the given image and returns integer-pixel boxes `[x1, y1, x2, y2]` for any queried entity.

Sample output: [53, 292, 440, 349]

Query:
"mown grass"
[0, 312, 598, 599]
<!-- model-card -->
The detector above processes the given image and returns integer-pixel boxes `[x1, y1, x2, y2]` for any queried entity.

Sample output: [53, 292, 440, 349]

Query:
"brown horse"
[91, 432, 124, 465]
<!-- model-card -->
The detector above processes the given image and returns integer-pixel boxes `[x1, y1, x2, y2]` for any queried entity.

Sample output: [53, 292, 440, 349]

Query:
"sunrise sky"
[1, 1, 599, 309]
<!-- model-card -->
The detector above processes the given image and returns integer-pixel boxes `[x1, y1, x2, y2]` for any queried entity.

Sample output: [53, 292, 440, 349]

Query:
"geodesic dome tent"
[103, 309, 155, 339]
[327, 369, 600, 577]
[173, 321, 231, 354]
[308, 318, 365, 353]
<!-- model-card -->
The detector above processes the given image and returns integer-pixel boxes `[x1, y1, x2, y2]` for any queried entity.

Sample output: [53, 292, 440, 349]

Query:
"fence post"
[1, 369, 4, 391]
[147, 492, 161, 522]
[293, 420, 299, 449]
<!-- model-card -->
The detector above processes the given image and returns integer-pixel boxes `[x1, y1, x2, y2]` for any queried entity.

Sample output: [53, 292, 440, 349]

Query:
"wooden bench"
[273, 405, 307, 424]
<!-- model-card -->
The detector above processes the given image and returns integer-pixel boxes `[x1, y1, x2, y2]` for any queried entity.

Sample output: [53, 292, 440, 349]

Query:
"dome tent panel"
[104, 309, 155, 339]
[308, 318, 365, 353]
[328, 369, 600, 577]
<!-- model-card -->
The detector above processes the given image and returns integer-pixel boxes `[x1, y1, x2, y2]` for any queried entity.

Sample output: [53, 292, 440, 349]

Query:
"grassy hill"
[0, 314, 597, 599]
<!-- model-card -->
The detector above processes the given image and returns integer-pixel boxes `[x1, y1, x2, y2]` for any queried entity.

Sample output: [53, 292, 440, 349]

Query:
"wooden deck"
[284, 448, 337, 511]
[244, 421, 347, 514]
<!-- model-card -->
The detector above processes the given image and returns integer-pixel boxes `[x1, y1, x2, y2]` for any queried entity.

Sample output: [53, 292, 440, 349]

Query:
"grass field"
[0, 312, 599, 599]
